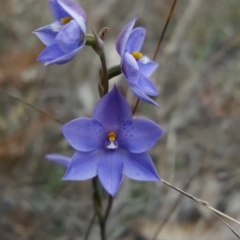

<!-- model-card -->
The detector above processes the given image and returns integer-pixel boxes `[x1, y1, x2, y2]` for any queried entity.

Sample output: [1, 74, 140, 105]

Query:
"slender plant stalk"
[152, 0, 178, 61]
[84, 213, 96, 240]
[90, 27, 112, 239]
[100, 55, 109, 95]
[103, 195, 113, 223]
[92, 177, 106, 239]
[107, 65, 121, 80]
[161, 178, 240, 239]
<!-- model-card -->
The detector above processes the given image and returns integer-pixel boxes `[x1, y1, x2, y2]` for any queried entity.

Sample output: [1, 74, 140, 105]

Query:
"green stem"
[107, 65, 122, 80]
[92, 177, 105, 239]
[100, 55, 109, 95]
[92, 177, 102, 211]
[103, 195, 113, 223]
[85, 34, 95, 46]
[84, 213, 96, 240]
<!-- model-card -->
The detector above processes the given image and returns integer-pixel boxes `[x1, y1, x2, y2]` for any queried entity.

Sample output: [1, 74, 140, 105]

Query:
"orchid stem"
[100, 55, 109, 95]
[103, 195, 113, 223]
[92, 177, 105, 239]
[85, 34, 95, 46]
[84, 212, 96, 240]
[107, 65, 122, 80]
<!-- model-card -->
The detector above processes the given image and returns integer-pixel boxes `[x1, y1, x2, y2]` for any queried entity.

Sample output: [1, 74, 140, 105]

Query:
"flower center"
[108, 132, 116, 141]
[51, 16, 73, 32]
[61, 17, 73, 25]
[106, 132, 118, 150]
[131, 51, 143, 60]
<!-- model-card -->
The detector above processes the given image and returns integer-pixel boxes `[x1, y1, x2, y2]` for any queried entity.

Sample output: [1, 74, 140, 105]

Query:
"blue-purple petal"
[92, 86, 132, 133]
[38, 43, 65, 63]
[122, 52, 139, 84]
[118, 118, 163, 153]
[55, 20, 82, 53]
[116, 15, 138, 57]
[63, 150, 100, 180]
[137, 73, 158, 96]
[122, 151, 160, 181]
[125, 27, 146, 53]
[61, 118, 105, 152]
[130, 84, 160, 107]
[138, 60, 159, 77]
[57, 0, 87, 34]
[38, 41, 85, 65]
[49, 0, 69, 20]
[33, 25, 57, 46]
[97, 150, 123, 196]
[45, 153, 70, 167]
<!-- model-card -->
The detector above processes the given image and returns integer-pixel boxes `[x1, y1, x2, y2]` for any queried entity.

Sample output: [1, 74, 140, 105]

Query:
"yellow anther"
[61, 17, 72, 25]
[108, 132, 116, 142]
[131, 51, 143, 60]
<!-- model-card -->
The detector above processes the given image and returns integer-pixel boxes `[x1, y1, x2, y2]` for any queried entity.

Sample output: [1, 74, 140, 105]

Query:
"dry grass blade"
[152, 120, 231, 240]
[162, 179, 240, 239]
[152, 0, 178, 61]
[209, 209, 240, 239]
[132, 0, 178, 114]
[0, 88, 64, 124]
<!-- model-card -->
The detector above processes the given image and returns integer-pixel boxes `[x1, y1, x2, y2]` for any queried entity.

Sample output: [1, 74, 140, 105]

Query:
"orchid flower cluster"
[34, 0, 163, 225]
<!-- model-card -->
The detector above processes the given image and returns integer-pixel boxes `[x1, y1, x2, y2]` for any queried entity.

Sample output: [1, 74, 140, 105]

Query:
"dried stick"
[161, 179, 240, 239]
[132, 0, 178, 114]
[0, 88, 64, 124]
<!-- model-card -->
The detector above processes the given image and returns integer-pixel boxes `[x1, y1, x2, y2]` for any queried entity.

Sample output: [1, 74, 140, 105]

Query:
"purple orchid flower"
[46, 87, 163, 196]
[116, 16, 159, 107]
[33, 0, 87, 65]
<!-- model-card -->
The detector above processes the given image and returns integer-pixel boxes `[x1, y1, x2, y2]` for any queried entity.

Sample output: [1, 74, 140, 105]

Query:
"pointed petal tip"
[154, 174, 161, 182]
[61, 175, 69, 181]
[44, 62, 50, 66]
[101, 182, 120, 196]
[116, 15, 139, 56]
[155, 103, 160, 108]
[106, 189, 117, 196]
[45, 153, 71, 167]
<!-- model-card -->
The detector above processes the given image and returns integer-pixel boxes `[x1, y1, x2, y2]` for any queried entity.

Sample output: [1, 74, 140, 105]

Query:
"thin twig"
[132, 0, 178, 115]
[152, 0, 178, 61]
[152, 120, 231, 239]
[0, 88, 64, 124]
[209, 210, 240, 239]
[151, 168, 199, 240]
[84, 213, 96, 240]
[161, 178, 240, 239]
[104, 195, 113, 223]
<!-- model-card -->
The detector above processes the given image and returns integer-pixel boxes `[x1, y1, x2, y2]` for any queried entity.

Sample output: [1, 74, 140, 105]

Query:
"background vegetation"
[0, 0, 240, 239]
